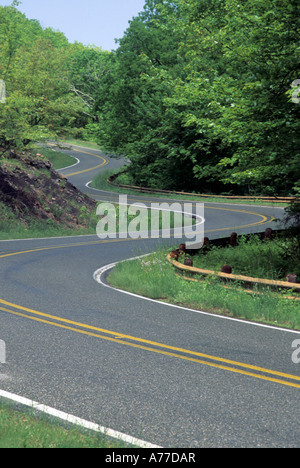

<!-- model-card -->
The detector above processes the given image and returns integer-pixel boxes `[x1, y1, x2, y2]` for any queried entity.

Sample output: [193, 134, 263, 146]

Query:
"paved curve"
[0, 145, 299, 448]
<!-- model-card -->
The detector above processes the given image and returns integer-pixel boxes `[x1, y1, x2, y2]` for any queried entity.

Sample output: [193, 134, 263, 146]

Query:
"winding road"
[0, 144, 299, 448]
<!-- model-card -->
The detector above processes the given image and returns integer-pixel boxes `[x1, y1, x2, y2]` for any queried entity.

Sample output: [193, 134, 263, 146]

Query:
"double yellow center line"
[0, 146, 295, 390]
[0, 298, 299, 389]
[48, 144, 108, 177]
[66, 149, 107, 176]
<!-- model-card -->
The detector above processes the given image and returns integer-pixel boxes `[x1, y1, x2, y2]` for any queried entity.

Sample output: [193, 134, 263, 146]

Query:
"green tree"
[95, 0, 189, 188]
[172, 0, 300, 194]
[0, 3, 87, 149]
[68, 43, 113, 140]
[95, 0, 299, 195]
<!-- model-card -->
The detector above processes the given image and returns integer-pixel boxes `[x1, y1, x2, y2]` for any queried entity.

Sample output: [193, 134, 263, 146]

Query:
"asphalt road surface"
[0, 144, 299, 448]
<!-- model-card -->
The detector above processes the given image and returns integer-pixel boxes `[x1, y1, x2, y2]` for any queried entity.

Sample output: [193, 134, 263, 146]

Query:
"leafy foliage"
[1, 0, 299, 197]
[0, 3, 90, 149]
[92, 0, 300, 196]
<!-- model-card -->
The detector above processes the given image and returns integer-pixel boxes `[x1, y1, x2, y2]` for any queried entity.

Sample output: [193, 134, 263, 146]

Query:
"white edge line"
[93, 258, 300, 336]
[58, 156, 80, 171]
[0, 389, 161, 449]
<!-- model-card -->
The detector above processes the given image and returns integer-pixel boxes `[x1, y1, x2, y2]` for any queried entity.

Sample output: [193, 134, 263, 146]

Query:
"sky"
[0, 0, 146, 50]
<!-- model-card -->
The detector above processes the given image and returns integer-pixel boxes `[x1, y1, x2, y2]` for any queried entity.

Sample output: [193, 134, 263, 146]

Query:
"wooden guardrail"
[108, 172, 299, 292]
[107, 173, 296, 203]
[167, 229, 299, 293]
[167, 254, 300, 293]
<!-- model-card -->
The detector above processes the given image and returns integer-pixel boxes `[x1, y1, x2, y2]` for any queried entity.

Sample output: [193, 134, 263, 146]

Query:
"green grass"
[0, 401, 136, 448]
[90, 168, 133, 194]
[185, 235, 300, 281]
[107, 249, 300, 331]
[32, 146, 76, 171]
[0, 201, 98, 240]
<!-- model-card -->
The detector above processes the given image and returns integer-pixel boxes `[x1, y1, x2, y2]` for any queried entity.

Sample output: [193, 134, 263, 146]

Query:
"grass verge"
[0, 401, 135, 448]
[107, 249, 300, 331]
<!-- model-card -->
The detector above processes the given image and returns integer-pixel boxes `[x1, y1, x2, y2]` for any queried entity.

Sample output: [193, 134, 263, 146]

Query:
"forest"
[0, 0, 299, 196]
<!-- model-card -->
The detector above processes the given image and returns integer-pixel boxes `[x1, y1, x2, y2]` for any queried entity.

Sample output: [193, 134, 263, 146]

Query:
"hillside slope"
[0, 149, 97, 236]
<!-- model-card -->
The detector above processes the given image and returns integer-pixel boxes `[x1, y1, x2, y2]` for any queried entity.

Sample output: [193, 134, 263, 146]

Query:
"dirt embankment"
[0, 149, 96, 229]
